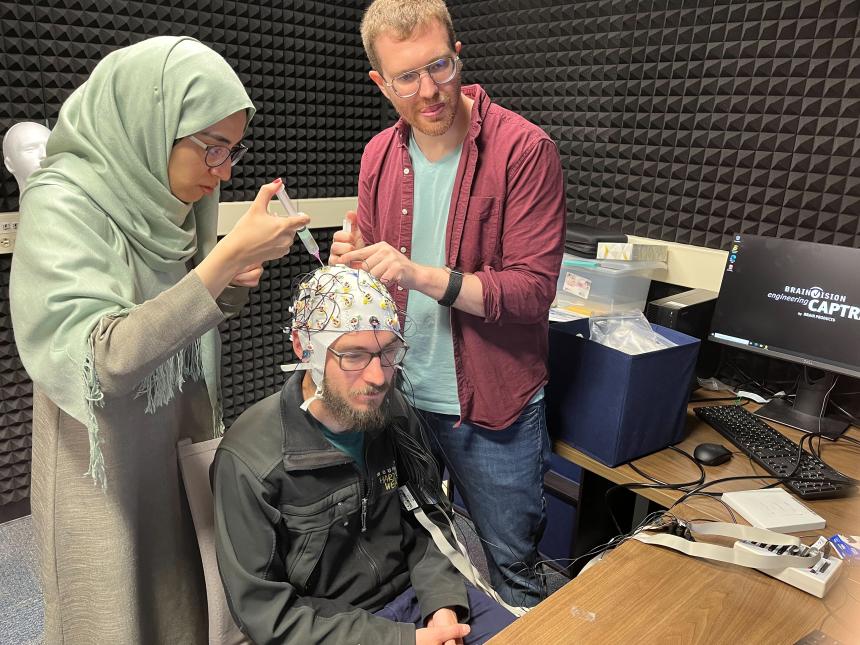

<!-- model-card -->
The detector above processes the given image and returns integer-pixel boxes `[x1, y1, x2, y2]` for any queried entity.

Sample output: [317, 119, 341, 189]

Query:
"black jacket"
[213, 372, 468, 644]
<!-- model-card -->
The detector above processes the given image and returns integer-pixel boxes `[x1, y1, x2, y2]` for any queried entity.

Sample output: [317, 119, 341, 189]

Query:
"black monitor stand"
[754, 367, 849, 439]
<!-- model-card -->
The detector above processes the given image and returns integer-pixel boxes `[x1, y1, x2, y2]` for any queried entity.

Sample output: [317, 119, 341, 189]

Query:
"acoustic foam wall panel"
[1, 0, 382, 211]
[448, 0, 860, 251]
[0, 2, 378, 515]
[0, 255, 33, 508]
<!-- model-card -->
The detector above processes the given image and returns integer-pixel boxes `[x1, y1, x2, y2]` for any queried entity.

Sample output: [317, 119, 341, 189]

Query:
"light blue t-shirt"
[403, 134, 463, 415]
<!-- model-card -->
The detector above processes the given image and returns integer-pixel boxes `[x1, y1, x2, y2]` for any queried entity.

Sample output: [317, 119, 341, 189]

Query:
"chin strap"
[299, 384, 324, 412]
[632, 519, 823, 569]
[279, 363, 321, 411]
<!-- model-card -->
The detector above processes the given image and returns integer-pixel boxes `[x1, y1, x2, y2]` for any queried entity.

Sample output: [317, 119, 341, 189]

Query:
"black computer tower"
[646, 288, 720, 379]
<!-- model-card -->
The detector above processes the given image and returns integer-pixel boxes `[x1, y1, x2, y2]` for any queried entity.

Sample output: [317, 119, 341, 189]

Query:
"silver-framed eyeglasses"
[384, 56, 461, 99]
[327, 343, 408, 371]
[187, 135, 248, 168]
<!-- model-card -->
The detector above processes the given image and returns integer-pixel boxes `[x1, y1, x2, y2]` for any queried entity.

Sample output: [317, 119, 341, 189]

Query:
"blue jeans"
[374, 584, 517, 644]
[420, 401, 551, 607]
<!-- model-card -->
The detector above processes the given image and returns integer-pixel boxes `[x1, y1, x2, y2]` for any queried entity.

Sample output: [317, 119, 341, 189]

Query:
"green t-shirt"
[403, 134, 463, 415]
[320, 426, 366, 472]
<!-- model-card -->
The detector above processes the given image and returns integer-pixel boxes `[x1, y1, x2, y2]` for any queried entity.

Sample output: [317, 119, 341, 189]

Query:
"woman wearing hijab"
[9, 36, 307, 643]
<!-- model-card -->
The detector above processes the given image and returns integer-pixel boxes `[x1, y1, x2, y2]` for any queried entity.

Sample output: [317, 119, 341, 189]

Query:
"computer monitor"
[708, 234, 860, 438]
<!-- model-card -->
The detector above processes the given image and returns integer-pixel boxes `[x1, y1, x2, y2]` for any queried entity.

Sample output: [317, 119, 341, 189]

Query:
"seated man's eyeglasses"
[384, 56, 461, 99]
[328, 343, 409, 371]
[187, 135, 248, 168]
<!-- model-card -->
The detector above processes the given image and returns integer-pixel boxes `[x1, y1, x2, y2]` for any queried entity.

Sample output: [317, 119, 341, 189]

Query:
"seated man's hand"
[421, 608, 468, 645]
[328, 210, 364, 265]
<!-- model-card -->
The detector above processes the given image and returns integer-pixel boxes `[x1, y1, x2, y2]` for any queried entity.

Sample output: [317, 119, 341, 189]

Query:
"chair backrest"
[177, 437, 250, 645]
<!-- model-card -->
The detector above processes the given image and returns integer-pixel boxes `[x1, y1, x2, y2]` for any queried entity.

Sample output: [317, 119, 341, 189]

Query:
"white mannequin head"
[3, 121, 52, 193]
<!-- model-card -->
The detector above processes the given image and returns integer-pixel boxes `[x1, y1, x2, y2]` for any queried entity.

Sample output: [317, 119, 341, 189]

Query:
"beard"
[396, 79, 461, 137]
[321, 379, 392, 432]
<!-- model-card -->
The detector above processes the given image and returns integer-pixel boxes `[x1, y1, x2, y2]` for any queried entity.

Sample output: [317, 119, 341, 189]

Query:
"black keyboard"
[694, 404, 856, 500]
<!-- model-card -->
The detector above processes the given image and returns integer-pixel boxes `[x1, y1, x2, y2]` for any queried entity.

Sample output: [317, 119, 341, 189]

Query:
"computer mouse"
[693, 442, 732, 466]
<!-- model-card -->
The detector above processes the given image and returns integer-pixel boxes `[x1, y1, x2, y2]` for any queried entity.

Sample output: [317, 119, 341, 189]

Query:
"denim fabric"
[421, 401, 552, 607]
[373, 584, 517, 644]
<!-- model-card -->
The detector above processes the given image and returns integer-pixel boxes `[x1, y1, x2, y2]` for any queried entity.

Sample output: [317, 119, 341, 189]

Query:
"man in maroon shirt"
[332, 0, 565, 607]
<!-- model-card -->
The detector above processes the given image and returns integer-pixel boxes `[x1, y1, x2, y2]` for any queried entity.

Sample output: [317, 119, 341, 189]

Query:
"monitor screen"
[709, 234, 860, 379]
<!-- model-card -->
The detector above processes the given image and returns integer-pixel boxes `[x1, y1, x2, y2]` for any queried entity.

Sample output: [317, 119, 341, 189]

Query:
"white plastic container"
[555, 255, 666, 316]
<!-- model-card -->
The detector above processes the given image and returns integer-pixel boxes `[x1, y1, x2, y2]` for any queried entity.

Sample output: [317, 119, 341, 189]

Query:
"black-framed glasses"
[327, 343, 408, 371]
[187, 135, 248, 168]
[384, 56, 461, 99]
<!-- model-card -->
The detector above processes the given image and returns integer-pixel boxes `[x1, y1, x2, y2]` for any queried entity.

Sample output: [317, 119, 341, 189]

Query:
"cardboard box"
[546, 319, 700, 467]
[597, 242, 668, 262]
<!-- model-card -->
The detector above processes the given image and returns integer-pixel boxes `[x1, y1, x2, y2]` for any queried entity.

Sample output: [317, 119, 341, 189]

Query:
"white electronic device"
[735, 538, 843, 598]
[721, 488, 826, 533]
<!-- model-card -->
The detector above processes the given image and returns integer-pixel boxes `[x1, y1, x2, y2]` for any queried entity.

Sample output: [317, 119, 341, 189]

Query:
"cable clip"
[655, 517, 694, 541]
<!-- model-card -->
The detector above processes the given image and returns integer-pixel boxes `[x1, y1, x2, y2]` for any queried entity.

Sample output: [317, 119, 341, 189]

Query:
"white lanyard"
[399, 486, 530, 617]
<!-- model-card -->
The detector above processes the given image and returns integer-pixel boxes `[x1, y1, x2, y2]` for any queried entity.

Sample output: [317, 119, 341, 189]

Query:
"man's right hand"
[415, 623, 471, 645]
[328, 210, 364, 265]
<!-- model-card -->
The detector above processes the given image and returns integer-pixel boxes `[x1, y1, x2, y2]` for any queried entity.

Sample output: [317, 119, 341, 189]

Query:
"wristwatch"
[437, 268, 464, 307]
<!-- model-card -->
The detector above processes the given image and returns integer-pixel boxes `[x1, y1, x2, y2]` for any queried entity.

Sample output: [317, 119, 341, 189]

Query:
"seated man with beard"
[213, 265, 515, 645]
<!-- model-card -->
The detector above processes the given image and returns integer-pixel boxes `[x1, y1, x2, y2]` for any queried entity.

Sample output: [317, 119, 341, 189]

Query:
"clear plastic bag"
[588, 311, 677, 355]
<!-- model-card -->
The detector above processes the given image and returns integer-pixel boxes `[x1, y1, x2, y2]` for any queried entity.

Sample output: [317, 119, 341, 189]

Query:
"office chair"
[177, 437, 250, 645]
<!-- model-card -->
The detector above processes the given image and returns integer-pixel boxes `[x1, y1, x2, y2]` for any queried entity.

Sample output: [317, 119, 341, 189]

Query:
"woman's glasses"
[187, 135, 247, 168]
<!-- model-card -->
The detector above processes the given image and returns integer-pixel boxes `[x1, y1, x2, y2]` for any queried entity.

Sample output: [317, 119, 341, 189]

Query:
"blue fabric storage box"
[546, 319, 700, 467]
[538, 455, 582, 562]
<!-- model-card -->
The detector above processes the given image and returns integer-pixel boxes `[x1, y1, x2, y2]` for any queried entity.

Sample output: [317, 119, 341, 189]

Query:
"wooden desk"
[489, 403, 860, 644]
[555, 401, 860, 536]
[489, 540, 860, 644]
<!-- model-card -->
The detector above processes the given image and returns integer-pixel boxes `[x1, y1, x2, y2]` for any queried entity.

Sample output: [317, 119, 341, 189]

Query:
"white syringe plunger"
[275, 185, 299, 218]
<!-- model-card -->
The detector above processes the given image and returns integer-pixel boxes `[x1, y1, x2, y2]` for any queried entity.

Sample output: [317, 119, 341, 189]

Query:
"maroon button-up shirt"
[357, 84, 565, 430]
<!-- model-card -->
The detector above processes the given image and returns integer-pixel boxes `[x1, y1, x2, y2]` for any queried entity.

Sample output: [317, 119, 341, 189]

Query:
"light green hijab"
[10, 36, 255, 487]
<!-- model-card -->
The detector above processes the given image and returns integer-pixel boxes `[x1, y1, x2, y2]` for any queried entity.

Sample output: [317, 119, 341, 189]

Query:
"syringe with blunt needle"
[274, 184, 322, 265]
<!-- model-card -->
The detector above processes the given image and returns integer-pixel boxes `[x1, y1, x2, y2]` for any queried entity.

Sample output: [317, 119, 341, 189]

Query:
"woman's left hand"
[230, 263, 264, 287]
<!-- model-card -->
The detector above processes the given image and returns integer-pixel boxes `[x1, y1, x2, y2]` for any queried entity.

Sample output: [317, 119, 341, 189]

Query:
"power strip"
[736, 540, 843, 598]
[0, 211, 17, 253]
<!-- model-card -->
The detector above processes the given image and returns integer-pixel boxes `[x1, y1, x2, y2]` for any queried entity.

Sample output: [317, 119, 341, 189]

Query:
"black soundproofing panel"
[449, 0, 860, 250]
[0, 1, 379, 516]
[0, 255, 32, 509]
[1, 0, 383, 208]
[3, 0, 860, 515]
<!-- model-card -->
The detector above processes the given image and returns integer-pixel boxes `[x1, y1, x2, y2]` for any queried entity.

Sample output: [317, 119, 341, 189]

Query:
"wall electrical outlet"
[0, 212, 19, 253]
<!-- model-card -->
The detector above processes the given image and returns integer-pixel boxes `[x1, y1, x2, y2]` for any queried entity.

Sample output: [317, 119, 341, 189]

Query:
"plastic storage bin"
[555, 254, 665, 316]
[545, 318, 700, 467]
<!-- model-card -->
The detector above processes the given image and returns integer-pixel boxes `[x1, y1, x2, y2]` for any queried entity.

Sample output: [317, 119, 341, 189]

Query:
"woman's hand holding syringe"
[196, 178, 310, 297]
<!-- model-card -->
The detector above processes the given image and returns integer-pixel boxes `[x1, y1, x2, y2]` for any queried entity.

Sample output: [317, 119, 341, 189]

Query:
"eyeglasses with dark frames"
[187, 135, 248, 168]
[327, 343, 408, 371]
[383, 56, 462, 99]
